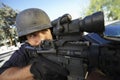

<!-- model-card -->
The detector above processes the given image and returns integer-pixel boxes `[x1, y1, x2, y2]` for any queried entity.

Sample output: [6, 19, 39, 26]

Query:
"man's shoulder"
[19, 42, 30, 49]
[13, 42, 29, 55]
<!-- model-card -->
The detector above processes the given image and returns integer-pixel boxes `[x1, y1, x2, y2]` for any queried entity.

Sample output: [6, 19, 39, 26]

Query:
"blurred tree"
[86, 0, 120, 21]
[0, 3, 17, 46]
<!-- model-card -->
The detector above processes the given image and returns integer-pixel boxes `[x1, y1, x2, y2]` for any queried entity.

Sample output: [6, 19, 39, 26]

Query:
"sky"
[1, 0, 90, 20]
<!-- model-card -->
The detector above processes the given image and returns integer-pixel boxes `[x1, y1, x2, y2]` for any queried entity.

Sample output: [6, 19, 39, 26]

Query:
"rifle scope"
[51, 11, 105, 36]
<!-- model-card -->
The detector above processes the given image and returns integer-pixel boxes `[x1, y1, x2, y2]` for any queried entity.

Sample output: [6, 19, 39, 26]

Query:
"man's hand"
[0, 66, 35, 80]
[30, 55, 69, 80]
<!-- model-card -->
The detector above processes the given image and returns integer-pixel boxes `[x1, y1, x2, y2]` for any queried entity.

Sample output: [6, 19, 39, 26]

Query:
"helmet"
[16, 8, 52, 42]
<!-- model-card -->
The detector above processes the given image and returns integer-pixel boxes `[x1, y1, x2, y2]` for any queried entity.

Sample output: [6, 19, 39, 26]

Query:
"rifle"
[26, 11, 120, 80]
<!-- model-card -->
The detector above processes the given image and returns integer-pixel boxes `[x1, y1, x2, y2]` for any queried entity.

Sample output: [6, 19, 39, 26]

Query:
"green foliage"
[0, 4, 17, 27]
[0, 3, 17, 46]
[86, 0, 120, 20]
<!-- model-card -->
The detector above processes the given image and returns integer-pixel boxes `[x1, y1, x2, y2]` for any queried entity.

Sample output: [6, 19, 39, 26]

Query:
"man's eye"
[28, 33, 37, 37]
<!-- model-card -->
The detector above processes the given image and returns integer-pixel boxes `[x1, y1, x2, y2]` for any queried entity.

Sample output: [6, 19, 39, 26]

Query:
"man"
[0, 8, 110, 80]
[0, 8, 68, 80]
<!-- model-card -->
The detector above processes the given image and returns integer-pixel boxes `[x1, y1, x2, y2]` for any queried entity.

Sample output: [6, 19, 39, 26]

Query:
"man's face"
[26, 29, 53, 46]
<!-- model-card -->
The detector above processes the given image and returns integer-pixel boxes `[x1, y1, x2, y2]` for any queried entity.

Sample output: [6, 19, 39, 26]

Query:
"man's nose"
[39, 33, 45, 39]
